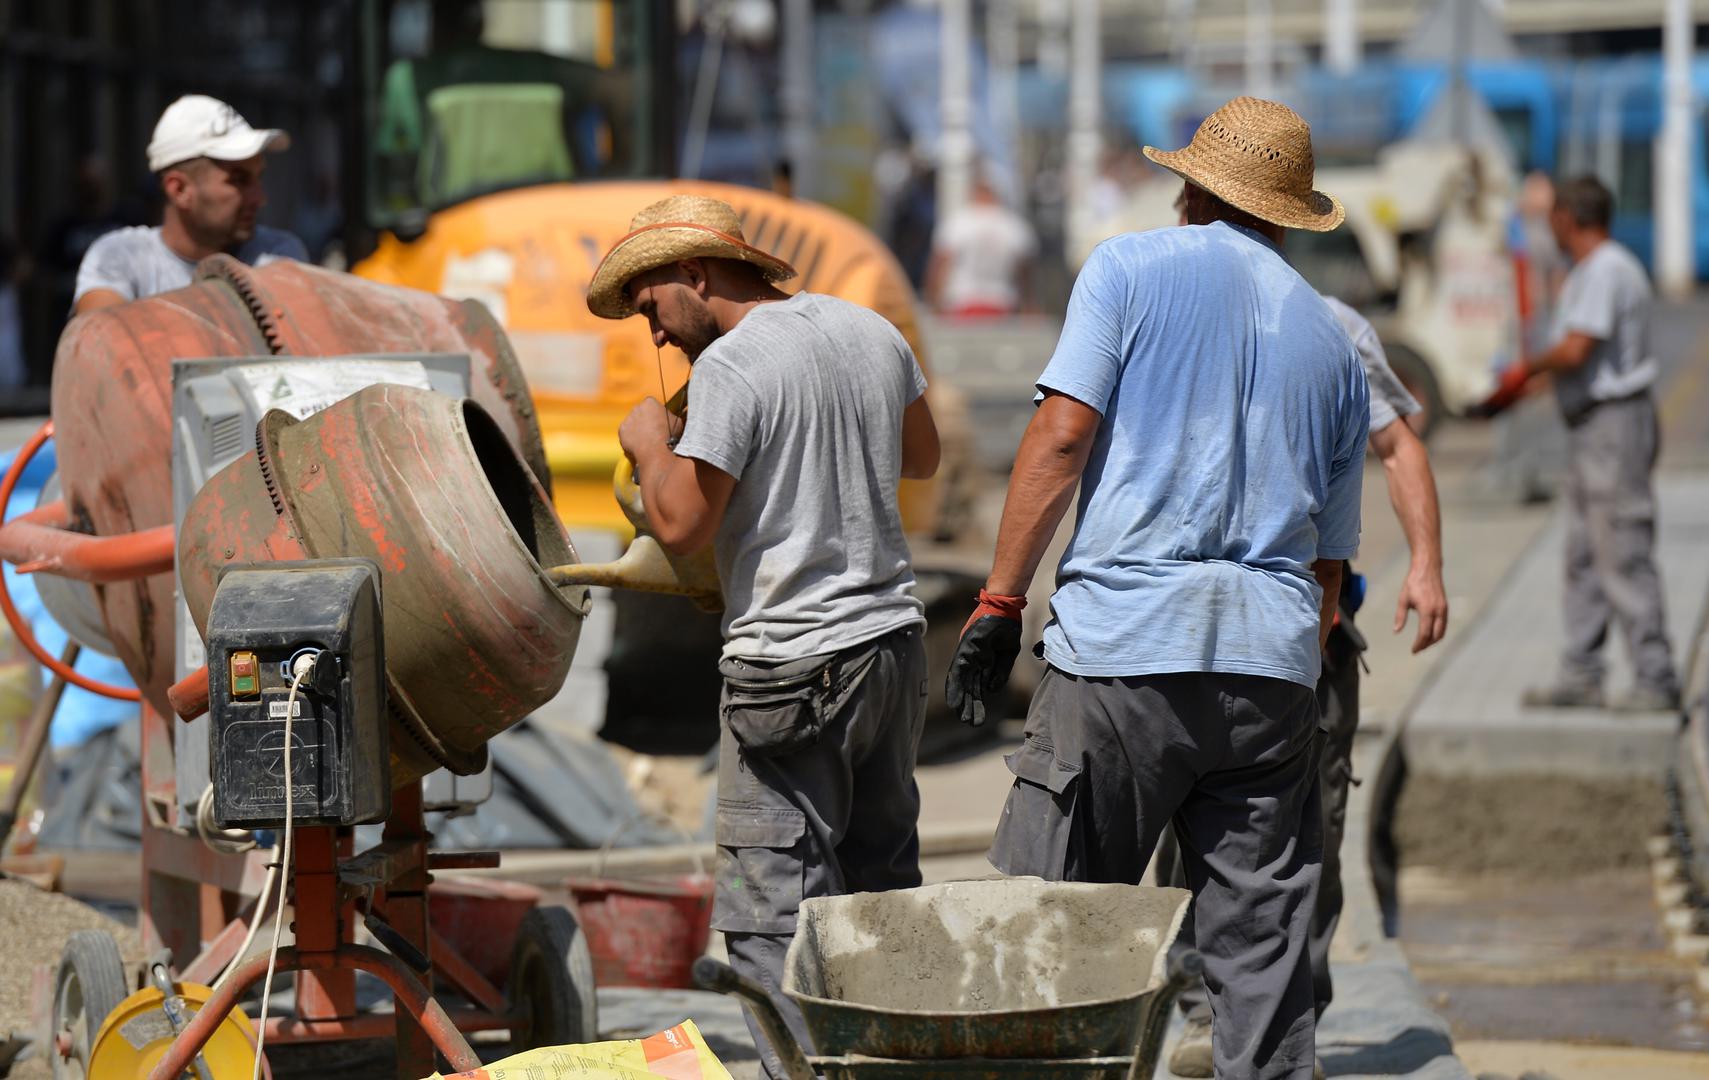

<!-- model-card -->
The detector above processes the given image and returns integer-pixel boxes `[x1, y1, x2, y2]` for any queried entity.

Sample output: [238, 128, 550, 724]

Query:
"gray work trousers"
[1559, 394, 1677, 694]
[713, 624, 929, 1080]
[988, 668, 1322, 1080]
[1164, 613, 1363, 1025]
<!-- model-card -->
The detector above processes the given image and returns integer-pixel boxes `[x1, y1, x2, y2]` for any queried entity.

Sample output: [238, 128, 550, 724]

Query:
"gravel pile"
[0, 878, 142, 1076]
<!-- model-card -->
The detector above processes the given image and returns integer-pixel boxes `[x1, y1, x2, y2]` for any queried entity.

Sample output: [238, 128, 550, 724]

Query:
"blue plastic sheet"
[0, 442, 138, 748]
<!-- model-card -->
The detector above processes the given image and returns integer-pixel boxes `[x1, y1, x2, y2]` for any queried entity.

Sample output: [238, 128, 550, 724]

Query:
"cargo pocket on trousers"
[711, 804, 808, 935]
[987, 738, 1081, 880]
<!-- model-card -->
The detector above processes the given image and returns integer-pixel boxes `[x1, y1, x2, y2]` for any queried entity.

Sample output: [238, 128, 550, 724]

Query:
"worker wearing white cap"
[72, 95, 306, 314]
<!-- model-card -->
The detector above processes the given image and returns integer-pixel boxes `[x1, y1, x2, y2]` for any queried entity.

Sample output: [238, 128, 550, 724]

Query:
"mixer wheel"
[507, 905, 598, 1052]
[52, 930, 129, 1079]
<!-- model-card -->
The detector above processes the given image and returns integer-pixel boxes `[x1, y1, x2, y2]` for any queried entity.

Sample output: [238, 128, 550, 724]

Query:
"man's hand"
[618, 397, 673, 466]
[1468, 361, 1532, 418]
[1394, 564, 1448, 653]
[944, 590, 1026, 727]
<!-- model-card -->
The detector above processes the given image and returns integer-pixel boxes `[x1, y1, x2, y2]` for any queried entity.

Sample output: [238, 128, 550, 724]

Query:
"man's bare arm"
[985, 391, 1101, 596]
[1312, 558, 1344, 651]
[73, 289, 127, 315]
[901, 394, 941, 480]
[1369, 418, 1448, 652]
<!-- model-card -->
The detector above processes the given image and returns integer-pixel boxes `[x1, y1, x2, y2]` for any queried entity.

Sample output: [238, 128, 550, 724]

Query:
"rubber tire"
[507, 905, 598, 1053]
[1382, 342, 1445, 442]
[52, 930, 129, 1080]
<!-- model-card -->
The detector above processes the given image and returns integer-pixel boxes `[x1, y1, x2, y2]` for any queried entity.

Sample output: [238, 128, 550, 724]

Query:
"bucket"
[566, 817, 714, 990]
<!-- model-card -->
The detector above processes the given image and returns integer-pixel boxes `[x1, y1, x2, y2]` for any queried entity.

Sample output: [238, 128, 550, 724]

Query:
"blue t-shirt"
[1037, 222, 1369, 688]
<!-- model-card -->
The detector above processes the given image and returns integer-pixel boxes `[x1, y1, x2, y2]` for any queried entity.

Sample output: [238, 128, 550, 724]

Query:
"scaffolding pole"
[1324, 0, 1359, 76]
[781, 0, 815, 198]
[1066, 0, 1102, 254]
[938, 0, 975, 224]
[1656, 0, 1696, 298]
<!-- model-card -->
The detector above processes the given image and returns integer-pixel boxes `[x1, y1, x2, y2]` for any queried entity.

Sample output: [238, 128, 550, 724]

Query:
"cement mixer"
[0, 257, 686, 1077]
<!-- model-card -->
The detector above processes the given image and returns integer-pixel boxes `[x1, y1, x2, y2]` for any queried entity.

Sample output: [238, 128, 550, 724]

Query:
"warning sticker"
[234, 360, 434, 420]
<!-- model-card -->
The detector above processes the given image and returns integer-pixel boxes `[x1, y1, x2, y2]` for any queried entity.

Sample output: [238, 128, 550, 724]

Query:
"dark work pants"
[713, 625, 929, 1080]
[988, 668, 1322, 1080]
[1164, 616, 1361, 1025]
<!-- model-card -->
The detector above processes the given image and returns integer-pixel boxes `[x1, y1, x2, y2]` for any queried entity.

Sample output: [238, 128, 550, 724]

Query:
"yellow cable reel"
[87, 981, 261, 1079]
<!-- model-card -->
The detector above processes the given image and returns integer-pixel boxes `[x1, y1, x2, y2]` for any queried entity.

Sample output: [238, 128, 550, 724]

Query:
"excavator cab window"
[362, 0, 672, 231]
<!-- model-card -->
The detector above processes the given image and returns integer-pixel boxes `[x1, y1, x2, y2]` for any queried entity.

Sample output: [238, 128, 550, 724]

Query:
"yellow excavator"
[351, 0, 979, 747]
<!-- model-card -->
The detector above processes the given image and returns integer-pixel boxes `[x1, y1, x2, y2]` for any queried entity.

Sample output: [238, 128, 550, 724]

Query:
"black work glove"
[944, 590, 1026, 727]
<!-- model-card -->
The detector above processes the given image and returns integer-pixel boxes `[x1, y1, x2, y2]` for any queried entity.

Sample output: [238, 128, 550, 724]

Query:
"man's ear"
[160, 168, 193, 209]
[679, 258, 709, 298]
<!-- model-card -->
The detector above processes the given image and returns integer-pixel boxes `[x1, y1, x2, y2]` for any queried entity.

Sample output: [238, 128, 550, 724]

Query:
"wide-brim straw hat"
[588, 194, 797, 319]
[1143, 96, 1344, 233]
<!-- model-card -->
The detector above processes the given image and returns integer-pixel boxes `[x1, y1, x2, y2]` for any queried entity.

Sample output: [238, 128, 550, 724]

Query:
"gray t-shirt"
[1552, 240, 1657, 419]
[673, 292, 929, 661]
[1323, 296, 1420, 434]
[73, 225, 308, 305]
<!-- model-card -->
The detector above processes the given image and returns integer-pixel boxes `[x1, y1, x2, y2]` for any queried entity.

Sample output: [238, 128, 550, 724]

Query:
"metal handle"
[364, 912, 431, 973]
[690, 957, 814, 1080]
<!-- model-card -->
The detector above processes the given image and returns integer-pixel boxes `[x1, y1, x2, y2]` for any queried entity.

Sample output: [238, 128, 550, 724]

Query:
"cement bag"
[424, 1021, 733, 1080]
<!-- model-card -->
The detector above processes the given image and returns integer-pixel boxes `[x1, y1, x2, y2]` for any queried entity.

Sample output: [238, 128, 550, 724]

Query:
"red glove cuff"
[962, 589, 1027, 634]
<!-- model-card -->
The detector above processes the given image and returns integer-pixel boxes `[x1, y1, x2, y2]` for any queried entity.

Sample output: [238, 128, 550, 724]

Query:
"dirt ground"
[1394, 773, 1709, 1061]
[0, 878, 143, 1078]
[1393, 772, 1668, 877]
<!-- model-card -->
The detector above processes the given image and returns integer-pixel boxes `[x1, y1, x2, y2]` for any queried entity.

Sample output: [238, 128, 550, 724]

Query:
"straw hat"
[588, 195, 797, 319]
[1143, 97, 1344, 232]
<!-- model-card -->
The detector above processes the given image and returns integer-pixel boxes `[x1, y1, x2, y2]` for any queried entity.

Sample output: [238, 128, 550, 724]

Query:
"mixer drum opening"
[462, 399, 573, 573]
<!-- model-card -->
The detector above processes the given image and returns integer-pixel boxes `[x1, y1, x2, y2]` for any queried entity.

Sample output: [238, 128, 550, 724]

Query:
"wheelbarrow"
[693, 879, 1199, 1080]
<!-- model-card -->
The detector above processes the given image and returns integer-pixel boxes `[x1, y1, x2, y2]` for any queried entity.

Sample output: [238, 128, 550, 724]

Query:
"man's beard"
[677, 305, 723, 360]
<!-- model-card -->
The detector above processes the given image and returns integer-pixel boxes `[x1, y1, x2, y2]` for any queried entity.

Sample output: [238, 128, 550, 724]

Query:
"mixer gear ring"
[196, 254, 293, 356]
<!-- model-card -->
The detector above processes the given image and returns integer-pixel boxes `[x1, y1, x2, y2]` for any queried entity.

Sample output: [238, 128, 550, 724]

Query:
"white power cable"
[252, 653, 316, 1080]
[211, 861, 277, 994]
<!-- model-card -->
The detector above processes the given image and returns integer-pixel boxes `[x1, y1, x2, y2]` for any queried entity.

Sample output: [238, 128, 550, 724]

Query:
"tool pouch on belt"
[718, 652, 837, 757]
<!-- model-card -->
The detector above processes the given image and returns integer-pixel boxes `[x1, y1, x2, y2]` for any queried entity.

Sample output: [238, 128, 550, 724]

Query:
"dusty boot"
[1520, 681, 1604, 709]
[1167, 1014, 1213, 1077]
[1610, 684, 1682, 713]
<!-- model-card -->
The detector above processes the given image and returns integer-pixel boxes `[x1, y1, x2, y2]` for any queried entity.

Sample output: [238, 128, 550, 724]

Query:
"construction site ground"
[6, 299, 1709, 1078]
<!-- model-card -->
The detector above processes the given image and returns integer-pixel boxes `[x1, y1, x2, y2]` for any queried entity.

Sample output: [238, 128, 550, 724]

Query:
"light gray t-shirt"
[73, 225, 308, 305]
[673, 292, 929, 661]
[1552, 240, 1657, 419]
[1323, 296, 1420, 435]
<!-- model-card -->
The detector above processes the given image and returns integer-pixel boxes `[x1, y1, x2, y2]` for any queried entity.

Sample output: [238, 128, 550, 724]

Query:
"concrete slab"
[1403, 473, 1709, 780]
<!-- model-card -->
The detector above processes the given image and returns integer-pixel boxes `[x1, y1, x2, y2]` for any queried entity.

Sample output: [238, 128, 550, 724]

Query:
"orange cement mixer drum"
[178, 384, 585, 786]
[48, 256, 549, 719]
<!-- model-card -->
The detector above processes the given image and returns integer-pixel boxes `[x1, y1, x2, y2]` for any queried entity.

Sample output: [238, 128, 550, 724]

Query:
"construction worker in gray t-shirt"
[73, 94, 305, 315]
[1478, 174, 1680, 712]
[591, 194, 942, 1080]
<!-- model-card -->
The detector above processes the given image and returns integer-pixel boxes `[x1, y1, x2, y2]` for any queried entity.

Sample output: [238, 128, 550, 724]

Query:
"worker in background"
[1154, 186, 1450, 1078]
[925, 173, 1037, 318]
[946, 98, 1367, 1080]
[1481, 175, 1680, 712]
[592, 195, 940, 1079]
[73, 95, 304, 314]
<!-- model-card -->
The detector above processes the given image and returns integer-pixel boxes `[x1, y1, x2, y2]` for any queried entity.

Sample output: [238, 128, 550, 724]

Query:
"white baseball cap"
[146, 94, 291, 173]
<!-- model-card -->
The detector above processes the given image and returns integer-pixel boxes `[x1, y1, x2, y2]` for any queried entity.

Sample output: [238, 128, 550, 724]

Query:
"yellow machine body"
[88, 983, 258, 1079]
[353, 178, 946, 537]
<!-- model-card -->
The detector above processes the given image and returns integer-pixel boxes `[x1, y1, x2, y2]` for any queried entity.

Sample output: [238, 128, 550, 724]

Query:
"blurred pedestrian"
[946, 97, 1368, 1080]
[37, 156, 128, 318]
[926, 174, 1037, 317]
[592, 195, 940, 1080]
[72, 95, 304, 314]
[1483, 175, 1680, 712]
[0, 232, 27, 389]
[1159, 176, 1449, 1073]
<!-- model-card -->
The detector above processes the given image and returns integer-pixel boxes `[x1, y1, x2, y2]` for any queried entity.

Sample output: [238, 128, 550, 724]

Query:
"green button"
[233, 675, 258, 696]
